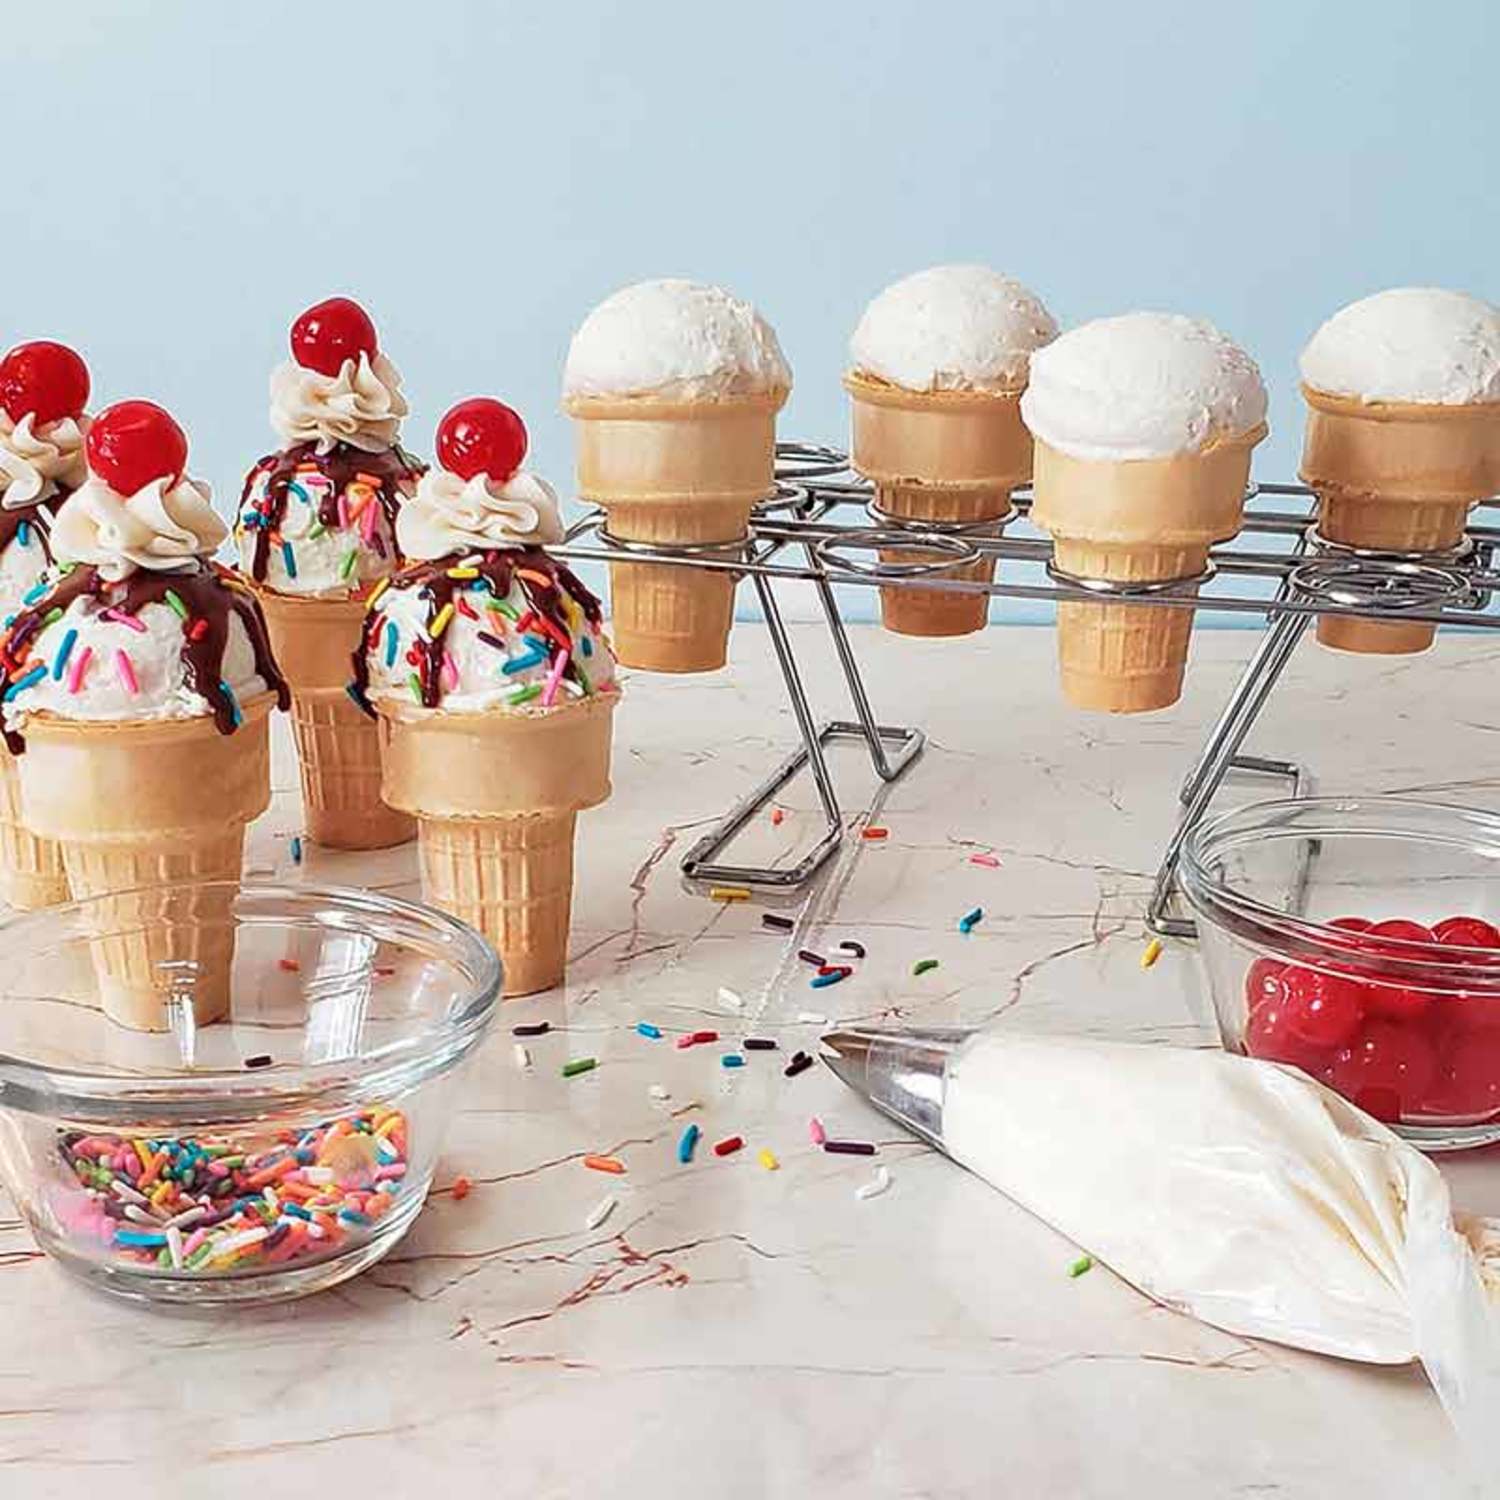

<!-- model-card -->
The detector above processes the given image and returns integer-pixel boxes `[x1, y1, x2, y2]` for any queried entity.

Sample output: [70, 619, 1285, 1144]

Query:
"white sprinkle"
[166, 1225, 184, 1270]
[514, 1043, 532, 1069]
[797, 1011, 828, 1025]
[302, 1166, 335, 1184]
[163, 1205, 207, 1230]
[110, 1179, 149, 1207]
[123, 1204, 160, 1226]
[648, 1083, 670, 1101]
[307, 1222, 326, 1240]
[585, 1194, 617, 1231]
[717, 986, 744, 1010]
[263, 1187, 279, 1212]
[855, 1165, 892, 1202]
[213, 1226, 270, 1256]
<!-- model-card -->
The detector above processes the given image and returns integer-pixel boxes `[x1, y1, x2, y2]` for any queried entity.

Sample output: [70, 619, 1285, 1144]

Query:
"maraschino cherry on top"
[356, 394, 617, 997]
[234, 294, 423, 851]
[0, 337, 94, 913]
[0, 396, 286, 1029]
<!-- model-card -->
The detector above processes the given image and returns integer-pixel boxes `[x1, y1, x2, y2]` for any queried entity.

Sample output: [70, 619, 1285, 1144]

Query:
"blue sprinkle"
[3, 664, 46, 702]
[677, 1123, 700, 1165]
[958, 906, 984, 934]
[344, 682, 368, 713]
[580, 636, 593, 658]
[113, 1229, 167, 1247]
[290, 836, 303, 866]
[280, 1201, 312, 1220]
[337, 1208, 373, 1227]
[220, 680, 243, 729]
[281, 541, 297, 579]
[809, 969, 849, 989]
[21, 582, 47, 606]
[384, 619, 398, 667]
[286, 480, 311, 506]
[16, 520, 30, 548]
[51, 628, 78, 681]
[502, 648, 546, 676]
[635, 1022, 662, 1039]
[721, 1054, 746, 1069]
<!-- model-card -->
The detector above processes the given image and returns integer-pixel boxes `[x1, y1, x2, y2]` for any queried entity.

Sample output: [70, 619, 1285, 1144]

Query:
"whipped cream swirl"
[50, 473, 227, 581]
[0, 412, 88, 508]
[397, 469, 564, 561]
[269, 351, 408, 454]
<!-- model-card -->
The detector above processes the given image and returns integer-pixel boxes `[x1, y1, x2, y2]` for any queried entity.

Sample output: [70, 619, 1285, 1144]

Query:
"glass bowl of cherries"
[1179, 796, 1500, 1151]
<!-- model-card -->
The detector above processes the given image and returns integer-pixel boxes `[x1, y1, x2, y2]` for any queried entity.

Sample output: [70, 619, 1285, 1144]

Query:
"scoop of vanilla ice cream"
[1021, 312, 1267, 462]
[563, 279, 791, 402]
[1300, 287, 1500, 406]
[849, 265, 1057, 393]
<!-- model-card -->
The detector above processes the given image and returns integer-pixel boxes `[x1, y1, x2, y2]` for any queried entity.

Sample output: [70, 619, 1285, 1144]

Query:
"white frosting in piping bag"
[398, 469, 564, 561]
[269, 350, 408, 453]
[49, 473, 227, 582]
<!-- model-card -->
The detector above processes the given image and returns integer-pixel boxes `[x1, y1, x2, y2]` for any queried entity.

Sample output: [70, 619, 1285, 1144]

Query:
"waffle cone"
[845, 376, 1030, 640]
[255, 591, 414, 848]
[1301, 387, 1500, 657]
[16, 697, 273, 1029]
[1030, 428, 1264, 713]
[0, 745, 66, 910]
[567, 391, 785, 673]
[378, 693, 616, 997]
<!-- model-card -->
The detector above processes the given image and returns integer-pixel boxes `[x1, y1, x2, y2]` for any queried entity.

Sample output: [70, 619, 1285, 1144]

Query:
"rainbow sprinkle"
[66, 645, 92, 695]
[114, 649, 138, 696]
[51, 628, 77, 681]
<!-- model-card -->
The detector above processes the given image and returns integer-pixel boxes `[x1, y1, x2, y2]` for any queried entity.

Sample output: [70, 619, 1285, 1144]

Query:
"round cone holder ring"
[813, 527, 983, 580]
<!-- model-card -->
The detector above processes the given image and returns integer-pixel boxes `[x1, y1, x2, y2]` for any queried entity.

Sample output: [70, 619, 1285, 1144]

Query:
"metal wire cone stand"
[555, 446, 1499, 937]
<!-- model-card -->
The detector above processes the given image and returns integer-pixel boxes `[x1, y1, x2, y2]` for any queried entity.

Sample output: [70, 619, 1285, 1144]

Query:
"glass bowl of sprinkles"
[0, 881, 500, 1304]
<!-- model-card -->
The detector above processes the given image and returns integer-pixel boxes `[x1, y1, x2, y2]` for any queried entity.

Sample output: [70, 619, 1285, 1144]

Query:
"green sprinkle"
[573, 663, 592, 696]
[492, 600, 519, 622]
[1069, 1254, 1094, 1278]
[506, 683, 541, 706]
[42, 606, 63, 626]
[185, 1241, 217, 1270]
[164, 589, 188, 621]
[912, 958, 939, 977]
[407, 672, 423, 703]
[340, 549, 359, 580]
[561, 1057, 597, 1079]
[306, 521, 327, 540]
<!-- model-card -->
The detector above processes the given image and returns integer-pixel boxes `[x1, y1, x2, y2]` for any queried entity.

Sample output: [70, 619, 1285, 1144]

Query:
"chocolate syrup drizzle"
[0, 560, 290, 753]
[238, 441, 425, 583]
[0, 493, 61, 570]
[349, 547, 603, 716]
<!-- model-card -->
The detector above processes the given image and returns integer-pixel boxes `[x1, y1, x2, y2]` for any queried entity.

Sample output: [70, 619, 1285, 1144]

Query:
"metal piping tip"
[818, 1024, 977, 1149]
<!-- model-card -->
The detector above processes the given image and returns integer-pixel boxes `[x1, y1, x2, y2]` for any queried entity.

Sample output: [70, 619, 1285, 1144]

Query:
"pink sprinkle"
[674, 1034, 698, 1051]
[541, 647, 570, 708]
[809, 1116, 827, 1145]
[337, 492, 350, 530]
[102, 608, 147, 634]
[182, 1227, 209, 1257]
[441, 650, 459, 692]
[374, 1163, 407, 1181]
[114, 649, 139, 695]
[66, 645, 93, 694]
[360, 494, 379, 543]
[969, 853, 1002, 868]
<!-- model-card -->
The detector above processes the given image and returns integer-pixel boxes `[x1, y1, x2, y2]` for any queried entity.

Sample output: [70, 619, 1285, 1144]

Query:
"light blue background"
[13, 1, 1498, 619]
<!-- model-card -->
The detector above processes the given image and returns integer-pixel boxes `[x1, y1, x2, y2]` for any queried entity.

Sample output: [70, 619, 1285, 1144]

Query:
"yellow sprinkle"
[133, 1139, 154, 1173]
[1140, 937, 1164, 970]
[373, 1113, 403, 1140]
[364, 577, 391, 611]
[150, 1181, 174, 1207]
[446, 567, 480, 580]
[757, 1148, 779, 1172]
[429, 603, 455, 638]
[709, 885, 752, 903]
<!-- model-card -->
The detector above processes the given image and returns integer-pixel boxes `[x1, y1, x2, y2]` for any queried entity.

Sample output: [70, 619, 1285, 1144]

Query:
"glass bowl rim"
[1179, 793, 1500, 986]
[0, 880, 502, 1122]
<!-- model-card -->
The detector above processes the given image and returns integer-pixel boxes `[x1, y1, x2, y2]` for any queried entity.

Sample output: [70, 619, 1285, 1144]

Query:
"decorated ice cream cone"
[0, 746, 66, 910]
[379, 695, 614, 996]
[568, 392, 782, 671]
[1301, 385, 1500, 654]
[18, 697, 273, 1029]
[257, 592, 413, 848]
[846, 374, 1033, 637]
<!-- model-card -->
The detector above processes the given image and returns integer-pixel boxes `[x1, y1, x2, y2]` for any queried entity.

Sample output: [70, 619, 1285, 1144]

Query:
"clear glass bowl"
[1180, 797, 1500, 1151]
[0, 882, 500, 1304]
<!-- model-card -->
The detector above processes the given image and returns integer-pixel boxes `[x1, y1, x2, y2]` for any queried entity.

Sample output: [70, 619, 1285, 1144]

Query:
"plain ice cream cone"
[567, 392, 785, 672]
[846, 375, 1031, 639]
[378, 693, 615, 997]
[257, 591, 414, 848]
[16, 696, 274, 1030]
[1301, 387, 1500, 655]
[1030, 428, 1263, 713]
[0, 745, 67, 910]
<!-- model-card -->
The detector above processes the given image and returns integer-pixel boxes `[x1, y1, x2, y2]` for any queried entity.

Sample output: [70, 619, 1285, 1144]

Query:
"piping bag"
[822, 1024, 1500, 1440]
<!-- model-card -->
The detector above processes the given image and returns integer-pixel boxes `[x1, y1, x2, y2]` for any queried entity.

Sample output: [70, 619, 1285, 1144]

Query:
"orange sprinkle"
[451, 1175, 472, 1201]
[516, 568, 553, 589]
[278, 957, 301, 972]
[861, 827, 890, 841]
[583, 1154, 626, 1175]
[771, 807, 784, 826]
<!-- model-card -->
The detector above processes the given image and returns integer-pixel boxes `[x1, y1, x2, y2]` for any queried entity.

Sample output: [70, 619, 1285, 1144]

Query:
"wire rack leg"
[679, 571, 846, 889]
[1147, 609, 1314, 938]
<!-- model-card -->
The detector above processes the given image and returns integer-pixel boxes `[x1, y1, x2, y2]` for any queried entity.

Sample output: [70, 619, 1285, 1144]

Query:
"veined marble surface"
[4, 623, 1498, 1499]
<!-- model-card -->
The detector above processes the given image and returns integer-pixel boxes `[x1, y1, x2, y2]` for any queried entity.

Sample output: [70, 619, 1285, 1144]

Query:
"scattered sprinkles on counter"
[512, 1020, 551, 1037]
[856, 1166, 893, 1202]
[584, 1195, 617, 1231]
[713, 1135, 744, 1158]
[758, 1149, 780, 1172]
[677, 1124, 700, 1164]
[824, 1140, 877, 1157]
[860, 826, 889, 841]
[58, 1108, 409, 1276]
[838, 940, 866, 959]
[761, 913, 795, 932]
[770, 806, 784, 826]
[785, 1052, 815, 1078]
[796, 1011, 828, 1025]
[583, 1155, 626, 1175]
[717, 986, 744, 1010]
[289, 835, 303, 865]
[451, 1176, 472, 1202]
[710, 885, 753, 903]
[1140, 937, 1164, 970]
[513, 1044, 532, 1070]
[912, 958, 940, 977]
[970, 852, 1002, 868]
[635, 1022, 663, 1040]
[958, 906, 984, 934]
[797, 949, 826, 967]
[561, 1057, 597, 1079]
[1069, 1254, 1095, 1278]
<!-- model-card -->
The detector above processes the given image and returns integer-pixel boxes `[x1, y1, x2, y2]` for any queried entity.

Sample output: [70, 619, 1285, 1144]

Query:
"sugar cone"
[16, 696, 274, 1030]
[567, 391, 786, 673]
[845, 375, 1032, 639]
[0, 744, 67, 910]
[378, 693, 616, 997]
[256, 591, 414, 848]
[1301, 387, 1500, 656]
[1030, 427, 1264, 713]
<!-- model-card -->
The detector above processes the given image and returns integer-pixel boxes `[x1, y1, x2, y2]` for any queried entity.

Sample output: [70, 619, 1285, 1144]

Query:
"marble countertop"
[4, 622, 1498, 1498]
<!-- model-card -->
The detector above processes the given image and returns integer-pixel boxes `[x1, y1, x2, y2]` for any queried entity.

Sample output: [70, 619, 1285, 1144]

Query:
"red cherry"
[0, 341, 90, 426]
[436, 398, 528, 483]
[1327, 1020, 1439, 1122]
[290, 297, 378, 377]
[1431, 1030, 1500, 1119]
[1362, 980, 1435, 1023]
[1367, 919, 1434, 947]
[1244, 956, 1287, 1011]
[1279, 965, 1365, 1049]
[1433, 916, 1500, 950]
[1245, 996, 1334, 1075]
[85, 400, 188, 494]
[1328, 916, 1373, 933]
